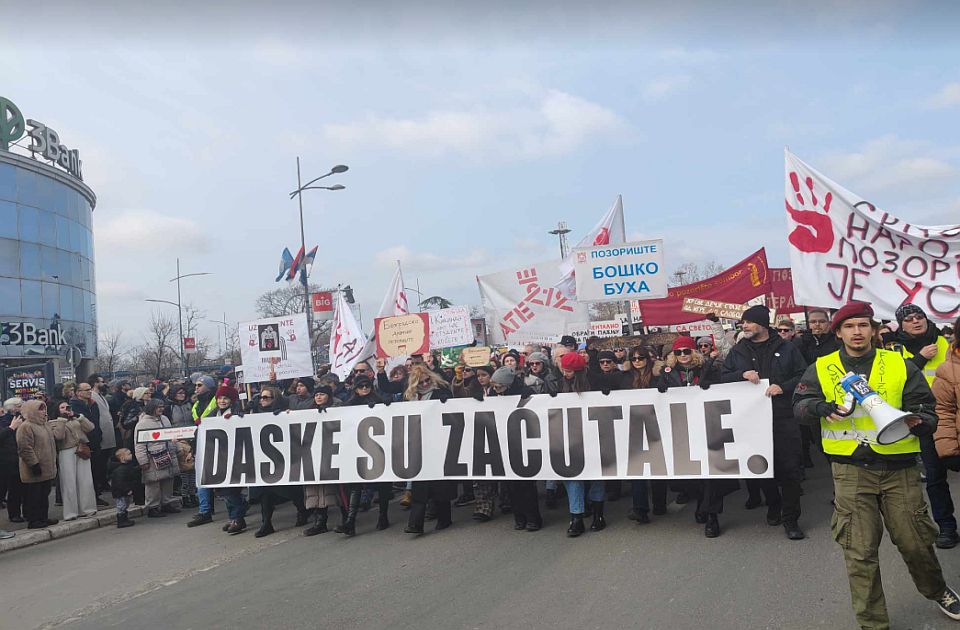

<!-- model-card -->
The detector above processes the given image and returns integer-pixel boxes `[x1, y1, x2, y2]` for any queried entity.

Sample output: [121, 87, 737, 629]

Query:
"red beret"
[560, 352, 587, 372]
[831, 302, 874, 332]
[672, 336, 697, 352]
[215, 384, 239, 403]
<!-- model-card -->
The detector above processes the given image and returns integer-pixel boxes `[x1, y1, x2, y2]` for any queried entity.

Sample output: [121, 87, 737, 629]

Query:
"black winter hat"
[741, 305, 770, 327]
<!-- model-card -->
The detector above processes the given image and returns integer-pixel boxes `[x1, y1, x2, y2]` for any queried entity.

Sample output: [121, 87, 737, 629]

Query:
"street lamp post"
[210, 313, 229, 361]
[145, 258, 211, 377]
[289, 159, 348, 370]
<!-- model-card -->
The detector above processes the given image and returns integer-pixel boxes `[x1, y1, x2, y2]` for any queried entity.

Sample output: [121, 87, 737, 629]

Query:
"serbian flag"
[636, 248, 772, 325]
[556, 195, 626, 298]
[286, 245, 305, 285]
[275, 248, 294, 282]
[300, 245, 319, 282]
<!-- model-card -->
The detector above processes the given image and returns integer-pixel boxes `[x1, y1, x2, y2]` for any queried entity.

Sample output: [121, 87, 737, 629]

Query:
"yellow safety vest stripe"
[899, 336, 950, 385]
[192, 396, 217, 423]
[814, 349, 918, 456]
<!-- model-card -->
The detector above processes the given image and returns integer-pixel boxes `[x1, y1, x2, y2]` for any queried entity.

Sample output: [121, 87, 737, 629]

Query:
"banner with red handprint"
[785, 150, 959, 322]
[636, 249, 772, 326]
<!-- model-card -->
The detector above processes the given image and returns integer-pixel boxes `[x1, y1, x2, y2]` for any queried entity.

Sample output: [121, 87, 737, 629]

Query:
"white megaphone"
[839, 372, 914, 444]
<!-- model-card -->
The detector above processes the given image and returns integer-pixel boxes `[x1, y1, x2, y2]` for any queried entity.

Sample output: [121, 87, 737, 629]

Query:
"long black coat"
[721, 332, 807, 421]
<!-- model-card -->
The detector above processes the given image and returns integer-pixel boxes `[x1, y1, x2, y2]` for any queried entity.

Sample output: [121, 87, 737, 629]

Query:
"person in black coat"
[0, 411, 24, 522]
[721, 305, 808, 541]
[335, 375, 391, 536]
[589, 350, 626, 392]
[108, 448, 141, 528]
[658, 336, 737, 537]
[488, 367, 543, 531]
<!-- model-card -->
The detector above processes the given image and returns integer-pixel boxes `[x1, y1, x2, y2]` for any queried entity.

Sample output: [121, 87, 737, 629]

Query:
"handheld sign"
[461, 346, 492, 367]
[572, 239, 667, 303]
[375, 313, 430, 358]
[137, 426, 197, 443]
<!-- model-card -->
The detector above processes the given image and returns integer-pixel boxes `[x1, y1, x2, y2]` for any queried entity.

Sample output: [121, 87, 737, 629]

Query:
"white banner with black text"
[197, 381, 774, 487]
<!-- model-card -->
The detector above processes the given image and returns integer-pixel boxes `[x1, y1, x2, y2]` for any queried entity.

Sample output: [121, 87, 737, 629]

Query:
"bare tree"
[255, 284, 323, 318]
[419, 296, 453, 310]
[135, 311, 179, 378]
[94, 328, 126, 376]
[669, 261, 725, 287]
[589, 302, 625, 321]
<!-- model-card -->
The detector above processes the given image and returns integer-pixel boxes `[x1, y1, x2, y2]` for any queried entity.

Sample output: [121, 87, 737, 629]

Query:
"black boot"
[334, 505, 349, 533]
[567, 513, 585, 537]
[255, 521, 275, 538]
[589, 501, 606, 531]
[545, 488, 558, 509]
[340, 490, 360, 536]
[376, 497, 390, 530]
[405, 500, 426, 534]
[434, 500, 452, 530]
[304, 508, 329, 536]
[116, 513, 135, 528]
[766, 503, 783, 526]
[783, 521, 805, 540]
[704, 513, 720, 538]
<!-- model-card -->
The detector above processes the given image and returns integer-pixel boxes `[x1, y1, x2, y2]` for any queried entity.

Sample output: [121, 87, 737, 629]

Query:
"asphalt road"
[5, 462, 960, 630]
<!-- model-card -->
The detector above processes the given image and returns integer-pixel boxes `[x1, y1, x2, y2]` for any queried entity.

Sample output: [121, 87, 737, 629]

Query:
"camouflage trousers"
[831, 462, 946, 630]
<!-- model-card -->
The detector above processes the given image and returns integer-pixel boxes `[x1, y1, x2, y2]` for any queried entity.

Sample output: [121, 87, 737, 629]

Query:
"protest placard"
[461, 346, 492, 367]
[428, 306, 474, 349]
[197, 381, 774, 487]
[137, 427, 197, 443]
[785, 150, 960, 322]
[375, 313, 430, 358]
[572, 239, 667, 303]
[238, 314, 313, 384]
[681, 298, 749, 320]
[589, 320, 623, 338]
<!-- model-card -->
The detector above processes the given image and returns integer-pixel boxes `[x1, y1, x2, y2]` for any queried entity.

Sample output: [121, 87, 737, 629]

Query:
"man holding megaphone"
[794, 301, 960, 629]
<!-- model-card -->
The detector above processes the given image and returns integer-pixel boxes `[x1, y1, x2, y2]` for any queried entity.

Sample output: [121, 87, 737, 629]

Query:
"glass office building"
[0, 150, 97, 365]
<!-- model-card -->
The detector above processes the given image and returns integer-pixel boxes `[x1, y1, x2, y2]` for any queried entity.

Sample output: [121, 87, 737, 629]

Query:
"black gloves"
[473, 391, 485, 402]
[815, 401, 839, 417]
[31, 463, 42, 476]
[317, 407, 327, 414]
[704, 312, 719, 322]
[272, 408, 282, 416]
[437, 391, 450, 403]
[367, 402, 377, 409]
[235, 410, 244, 418]
[601, 389, 611, 396]
[657, 381, 668, 394]
[700, 380, 711, 390]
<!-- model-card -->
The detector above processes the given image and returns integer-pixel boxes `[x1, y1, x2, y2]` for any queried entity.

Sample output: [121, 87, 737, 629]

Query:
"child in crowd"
[109, 448, 140, 528]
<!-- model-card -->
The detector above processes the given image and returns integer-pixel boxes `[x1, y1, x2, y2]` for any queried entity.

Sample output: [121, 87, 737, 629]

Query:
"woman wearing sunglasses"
[657, 336, 735, 538]
[624, 346, 665, 524]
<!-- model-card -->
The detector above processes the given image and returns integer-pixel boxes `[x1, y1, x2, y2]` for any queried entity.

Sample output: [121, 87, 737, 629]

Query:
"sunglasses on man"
[777, 328, 792, 333]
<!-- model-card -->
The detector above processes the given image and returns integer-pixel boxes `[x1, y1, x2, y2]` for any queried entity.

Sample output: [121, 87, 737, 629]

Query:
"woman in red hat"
[211, 384, 250, 535]
[558, 352, 607, 538]
[658, 336, 735, 538]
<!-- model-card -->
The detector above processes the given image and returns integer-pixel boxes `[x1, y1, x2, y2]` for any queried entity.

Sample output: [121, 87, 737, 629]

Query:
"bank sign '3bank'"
[572, 239, 668, 304]
[0, 96, 83, 181]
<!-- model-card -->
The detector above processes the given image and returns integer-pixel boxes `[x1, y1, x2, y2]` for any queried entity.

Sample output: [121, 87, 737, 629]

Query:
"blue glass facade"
[0, 154, 96, 359]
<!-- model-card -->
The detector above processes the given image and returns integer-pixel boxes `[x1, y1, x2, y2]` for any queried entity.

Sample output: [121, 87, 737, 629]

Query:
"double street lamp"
[289, 159, 348, 367]
[145, 258, 211, 376]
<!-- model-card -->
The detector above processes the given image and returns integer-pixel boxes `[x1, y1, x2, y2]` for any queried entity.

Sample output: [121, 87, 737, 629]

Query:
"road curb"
[0, 498, 180, 554]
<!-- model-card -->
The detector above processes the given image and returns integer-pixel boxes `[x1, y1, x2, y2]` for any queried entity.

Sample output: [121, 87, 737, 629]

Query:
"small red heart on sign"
[152, 432, 160, 439]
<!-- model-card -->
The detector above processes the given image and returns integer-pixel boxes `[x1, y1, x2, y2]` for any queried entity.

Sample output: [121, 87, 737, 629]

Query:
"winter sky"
[2, 1, 959, 349]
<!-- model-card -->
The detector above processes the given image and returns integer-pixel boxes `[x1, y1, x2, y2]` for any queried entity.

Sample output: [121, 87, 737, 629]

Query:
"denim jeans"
[563, 480, 605, 514]
[198, 486, 214, 514]
[920, 434, 957, 533]
[221, 488, 247, 520]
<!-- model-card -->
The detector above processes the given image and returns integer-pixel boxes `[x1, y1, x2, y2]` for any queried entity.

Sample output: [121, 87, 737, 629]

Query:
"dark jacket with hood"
[108, 456, 142, 499]
[797, 332, 840, 364]
[721, 329, 807, 420]
[895, 323, 943, 372]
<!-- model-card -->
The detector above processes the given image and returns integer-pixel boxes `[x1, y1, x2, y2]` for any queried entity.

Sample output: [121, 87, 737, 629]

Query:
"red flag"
[767, 268, 804, 315]
[637, 248, 772, 326]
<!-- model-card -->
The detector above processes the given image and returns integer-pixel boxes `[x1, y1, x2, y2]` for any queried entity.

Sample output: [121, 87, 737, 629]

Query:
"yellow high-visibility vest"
[192, 396, 217, 425]
[815, 349, 918, 456]
[898, 336, 950, 386]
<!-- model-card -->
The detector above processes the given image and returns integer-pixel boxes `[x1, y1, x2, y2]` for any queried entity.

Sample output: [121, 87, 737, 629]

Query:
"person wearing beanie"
[191, 375, 218, 429]
[502, 350, 521, 371]
[133, 397, 181, 519]
[795, 307, 840, 469]
[721, 303, 808, 541]
[793, 302, 959, 628]
[524, 351, 558, 395]
[119, 386, 153, 450]
[287, 378, 315, 410]
[559, 335, 577, 350]
[696, 336, 717, 358]
[204, 383, 249, 535]
[657, 335, 733, 535]
[890, 304, 956, 548]
[302, 384, 343, 536]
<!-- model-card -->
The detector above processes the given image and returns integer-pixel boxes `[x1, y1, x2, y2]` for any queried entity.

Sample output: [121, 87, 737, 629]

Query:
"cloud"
[95, 210, 205, 254]
[376, 245, 489, 272]
[924, 82, 960, 110]
[656, 47, 722, 64]
[816, 136, 955, 194]
[97, 281, 147, 301]
[642, 75, 691, 101]
[322, 89, 626, 160]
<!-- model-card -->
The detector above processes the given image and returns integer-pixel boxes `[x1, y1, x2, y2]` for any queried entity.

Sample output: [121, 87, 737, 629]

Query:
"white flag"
[329, 290, 366, 380]
[556, 195, 627, 298]
[357, 263, 410, 363]
[784, 149, 960, 322]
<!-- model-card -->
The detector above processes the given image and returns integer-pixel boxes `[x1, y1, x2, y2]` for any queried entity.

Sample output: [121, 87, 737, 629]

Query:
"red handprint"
[786, 171, 834, 254]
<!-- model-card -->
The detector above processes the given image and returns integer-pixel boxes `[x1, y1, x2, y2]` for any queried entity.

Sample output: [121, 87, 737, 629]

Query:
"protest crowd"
[2, 299, 960, 627]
